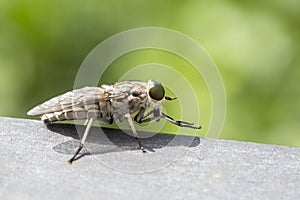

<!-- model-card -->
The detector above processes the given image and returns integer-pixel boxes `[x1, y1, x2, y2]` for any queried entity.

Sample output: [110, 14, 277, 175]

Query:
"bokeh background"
[0, 0, 299, 147]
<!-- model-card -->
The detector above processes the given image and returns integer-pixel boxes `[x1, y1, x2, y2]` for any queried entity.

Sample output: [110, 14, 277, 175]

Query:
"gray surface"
[0, 116, 299, 200]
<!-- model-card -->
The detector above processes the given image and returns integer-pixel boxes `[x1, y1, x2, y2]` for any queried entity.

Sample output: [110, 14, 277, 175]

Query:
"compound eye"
[148, 81, 165, 101]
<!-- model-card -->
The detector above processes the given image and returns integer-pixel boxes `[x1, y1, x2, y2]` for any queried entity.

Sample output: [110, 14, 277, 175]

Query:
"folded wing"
[27, 86, 111, 116]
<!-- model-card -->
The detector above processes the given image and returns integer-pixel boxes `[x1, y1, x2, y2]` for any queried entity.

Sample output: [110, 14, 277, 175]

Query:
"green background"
[1, 0, 299, 147]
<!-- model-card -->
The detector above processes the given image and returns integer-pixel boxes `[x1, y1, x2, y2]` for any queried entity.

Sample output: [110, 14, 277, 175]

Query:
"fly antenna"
[165, 96, 177, 101]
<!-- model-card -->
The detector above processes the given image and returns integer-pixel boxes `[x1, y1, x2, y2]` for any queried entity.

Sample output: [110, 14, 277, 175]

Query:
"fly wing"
[27, 86, 116, 116]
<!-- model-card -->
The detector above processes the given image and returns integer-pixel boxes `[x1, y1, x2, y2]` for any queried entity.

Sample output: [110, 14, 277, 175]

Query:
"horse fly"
[27, 80, 201, 164]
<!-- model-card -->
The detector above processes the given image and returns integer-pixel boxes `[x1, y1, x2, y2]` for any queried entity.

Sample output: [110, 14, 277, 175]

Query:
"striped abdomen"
[41, 102, 113, 123]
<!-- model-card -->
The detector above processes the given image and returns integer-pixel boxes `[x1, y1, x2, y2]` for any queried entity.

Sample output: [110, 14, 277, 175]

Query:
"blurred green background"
[0, 0, 299, 147]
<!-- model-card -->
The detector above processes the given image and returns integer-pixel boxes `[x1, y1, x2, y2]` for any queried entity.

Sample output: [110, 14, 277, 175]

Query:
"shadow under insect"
[47, 123, 201, 159]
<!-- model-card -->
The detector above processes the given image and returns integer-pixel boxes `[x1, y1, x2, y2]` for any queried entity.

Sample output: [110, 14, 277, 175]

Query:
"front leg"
[134, 108, 162, 124]
[135, 110, 201, 129]
[134, 108, 156, 123]
[136, 114, 163, 124]
[162, 113, 201, 129]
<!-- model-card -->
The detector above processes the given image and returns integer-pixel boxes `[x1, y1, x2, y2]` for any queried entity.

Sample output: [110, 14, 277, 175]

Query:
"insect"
[27, 80, 201, 164]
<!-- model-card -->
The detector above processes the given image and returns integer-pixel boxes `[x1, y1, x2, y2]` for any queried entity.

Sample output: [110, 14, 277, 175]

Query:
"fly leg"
[162, 113, 201, 129]
[67, 117, 94, 164]
[83, 118, 90, 125]
[125, 113, 147, 153]
[137, 115, 163, 124]
[136, 111, 201, 129]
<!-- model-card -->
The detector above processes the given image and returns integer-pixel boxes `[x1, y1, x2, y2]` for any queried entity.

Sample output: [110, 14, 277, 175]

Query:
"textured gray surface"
[0, 116, 299, 200]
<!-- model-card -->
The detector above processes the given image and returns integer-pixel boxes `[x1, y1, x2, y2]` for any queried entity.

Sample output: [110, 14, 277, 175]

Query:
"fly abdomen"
[42, 109, 113, 124]
[41, 110, 88, 123]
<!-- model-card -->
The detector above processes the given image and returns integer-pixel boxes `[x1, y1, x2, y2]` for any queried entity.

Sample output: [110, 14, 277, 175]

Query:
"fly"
[27, 80, 201, 164]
